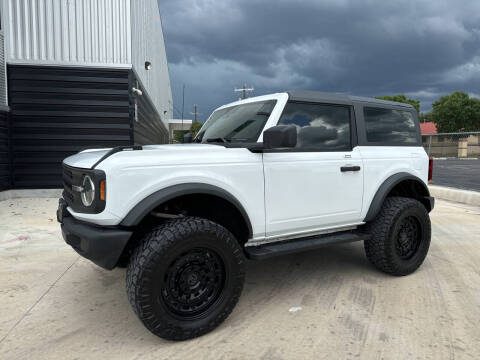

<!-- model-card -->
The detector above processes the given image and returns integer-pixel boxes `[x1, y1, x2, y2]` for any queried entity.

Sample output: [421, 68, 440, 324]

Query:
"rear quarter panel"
[358, 146, 429, 219]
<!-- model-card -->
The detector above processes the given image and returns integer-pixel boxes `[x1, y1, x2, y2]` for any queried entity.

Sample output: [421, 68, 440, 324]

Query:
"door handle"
[340, 166, 361, 172]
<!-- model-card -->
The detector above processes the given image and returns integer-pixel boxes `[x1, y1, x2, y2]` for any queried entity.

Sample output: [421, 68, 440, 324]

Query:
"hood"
[63, 148, 112, 169]
[62, 144, 224, 169]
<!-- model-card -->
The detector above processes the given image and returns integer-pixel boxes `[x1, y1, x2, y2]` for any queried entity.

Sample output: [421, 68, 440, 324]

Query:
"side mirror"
[263, 125, 297, 149]
[182, 133, 193, 143]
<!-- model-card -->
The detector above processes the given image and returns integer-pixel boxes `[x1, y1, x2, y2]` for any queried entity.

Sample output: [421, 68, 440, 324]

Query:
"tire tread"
[364, 196, 431, 276]
[126, 217, 245, 341]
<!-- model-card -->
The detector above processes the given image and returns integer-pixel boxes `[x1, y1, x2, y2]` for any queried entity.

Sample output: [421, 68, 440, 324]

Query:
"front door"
[263, 101, 364, 240]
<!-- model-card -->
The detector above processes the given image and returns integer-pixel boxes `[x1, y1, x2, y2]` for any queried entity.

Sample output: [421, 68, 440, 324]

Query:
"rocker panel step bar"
[245, 231, 371, 260]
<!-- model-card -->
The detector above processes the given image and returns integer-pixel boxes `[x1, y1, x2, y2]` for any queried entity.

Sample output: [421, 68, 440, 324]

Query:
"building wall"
[130, 0, 172, 129]
[4, 0, 173, 128]
[5, 0, 132, 67]
[7, 65, 132, 188]
[168, 120, 193, 143]
[1, 0, 173, 189]
[131, 73, 169, 145]
[0, 30, 7, 105]
[0, 109, 9, 191]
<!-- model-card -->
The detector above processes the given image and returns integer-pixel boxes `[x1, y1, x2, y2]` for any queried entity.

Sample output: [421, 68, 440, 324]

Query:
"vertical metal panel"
[8, 64, 132, 188]
[130, 0, 172, 130]
[0, 31, 7, 105]
[0, 109, 10, 191]
[5, 0, 132, 67]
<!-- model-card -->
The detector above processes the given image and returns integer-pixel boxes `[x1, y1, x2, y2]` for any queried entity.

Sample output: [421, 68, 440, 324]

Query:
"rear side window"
[278, 102, 351, 151]
[363, 107, 419, 145]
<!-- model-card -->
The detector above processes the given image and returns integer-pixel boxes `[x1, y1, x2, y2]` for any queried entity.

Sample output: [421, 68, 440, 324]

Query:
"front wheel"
[126, 217, 246, 341]
[364, 197, 431, 276]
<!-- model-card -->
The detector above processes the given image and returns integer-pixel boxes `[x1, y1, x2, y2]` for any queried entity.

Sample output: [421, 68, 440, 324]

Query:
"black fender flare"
[120, 183, 253, 238]
[364, 172, 432, 222]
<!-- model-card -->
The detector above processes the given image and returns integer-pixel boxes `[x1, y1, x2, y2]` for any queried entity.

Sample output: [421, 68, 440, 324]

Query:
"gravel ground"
[433, 159, 480, 191]
[1, 198, 479, 359]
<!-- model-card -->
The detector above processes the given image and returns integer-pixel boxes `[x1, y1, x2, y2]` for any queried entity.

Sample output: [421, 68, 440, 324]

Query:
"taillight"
[428, 158, 433, 183]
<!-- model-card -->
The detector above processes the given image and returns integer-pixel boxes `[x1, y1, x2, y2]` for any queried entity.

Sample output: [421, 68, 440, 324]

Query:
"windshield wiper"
[205, 137, 230, 143]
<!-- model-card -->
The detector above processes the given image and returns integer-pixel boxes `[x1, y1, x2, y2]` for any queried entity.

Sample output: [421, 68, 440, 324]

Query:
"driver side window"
[278, 102, 352, 151]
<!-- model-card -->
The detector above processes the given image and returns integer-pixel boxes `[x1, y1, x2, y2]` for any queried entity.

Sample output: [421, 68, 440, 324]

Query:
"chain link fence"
[422, 132, 480, 158]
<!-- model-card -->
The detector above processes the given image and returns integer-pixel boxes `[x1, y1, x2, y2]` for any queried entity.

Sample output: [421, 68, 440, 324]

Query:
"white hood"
[62, 144, 223, 169]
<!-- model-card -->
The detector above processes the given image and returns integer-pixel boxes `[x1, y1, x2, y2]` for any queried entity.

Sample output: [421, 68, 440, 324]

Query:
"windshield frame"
[194, 93, 289, 144]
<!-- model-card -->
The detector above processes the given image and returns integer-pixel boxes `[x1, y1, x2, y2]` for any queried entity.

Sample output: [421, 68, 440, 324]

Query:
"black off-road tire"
[364, 197, 431, 276]
[126, 217, 246, 341]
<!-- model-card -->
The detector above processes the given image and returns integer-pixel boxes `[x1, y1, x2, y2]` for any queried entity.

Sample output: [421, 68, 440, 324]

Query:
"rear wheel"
[126, 217, 246, 341]
[364, 197, 431, 276]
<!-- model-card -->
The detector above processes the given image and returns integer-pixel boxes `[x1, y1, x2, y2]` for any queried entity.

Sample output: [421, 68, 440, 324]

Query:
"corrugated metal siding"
[5, 0, 131, 67]
[0, 110, 10, 191]
[8, 65, 132, 188]
[0, 32, 7, 105]
[131, 0, 172, 129]
[131, 73, 169, 145]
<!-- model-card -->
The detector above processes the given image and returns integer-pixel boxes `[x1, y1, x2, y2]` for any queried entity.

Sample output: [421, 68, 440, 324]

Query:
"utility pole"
[181, 84, 185, 129]
[190, 104, 201, 123]
[234, 84, 254, 99]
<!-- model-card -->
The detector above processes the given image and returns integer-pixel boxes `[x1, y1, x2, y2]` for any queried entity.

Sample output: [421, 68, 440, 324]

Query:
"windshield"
[195, 100, 277, 143]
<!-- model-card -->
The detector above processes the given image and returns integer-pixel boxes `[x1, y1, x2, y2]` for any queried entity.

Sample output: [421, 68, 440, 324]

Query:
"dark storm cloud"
[159, 0, 480, 120]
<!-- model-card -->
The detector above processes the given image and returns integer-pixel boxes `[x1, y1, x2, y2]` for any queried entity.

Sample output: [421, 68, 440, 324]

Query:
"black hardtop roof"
[287, 90, 415, 109]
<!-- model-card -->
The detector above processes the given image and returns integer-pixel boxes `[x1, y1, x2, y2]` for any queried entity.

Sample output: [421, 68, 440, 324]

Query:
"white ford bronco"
[58, 91, 434, 340]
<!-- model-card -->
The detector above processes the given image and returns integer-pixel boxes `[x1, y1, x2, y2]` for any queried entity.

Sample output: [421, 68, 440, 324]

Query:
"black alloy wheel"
[162, 247, 226, 319]
[394, 216, 422, 260]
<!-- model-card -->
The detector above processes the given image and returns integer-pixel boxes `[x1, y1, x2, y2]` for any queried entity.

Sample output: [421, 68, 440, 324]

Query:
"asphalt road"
[433, 159, 480, 191]
[1, 198, 480, 359]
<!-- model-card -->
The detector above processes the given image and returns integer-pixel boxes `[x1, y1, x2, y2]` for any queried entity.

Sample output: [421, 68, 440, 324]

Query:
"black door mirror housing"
[263, 125, 297, 149]
[182, 133, 193, 143]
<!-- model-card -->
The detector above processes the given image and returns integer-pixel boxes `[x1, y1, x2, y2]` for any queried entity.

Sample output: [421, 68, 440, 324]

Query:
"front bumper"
[58, 199, 132, 270]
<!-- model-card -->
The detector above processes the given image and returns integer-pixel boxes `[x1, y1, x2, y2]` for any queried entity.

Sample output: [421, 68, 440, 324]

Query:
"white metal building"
[0, 0, 173, 189]
[168, 119, 193, 142]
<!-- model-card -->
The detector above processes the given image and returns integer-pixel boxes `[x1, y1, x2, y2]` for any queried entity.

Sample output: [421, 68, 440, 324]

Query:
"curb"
[428, 185, 480, 207]
[0, 189, 62, 202]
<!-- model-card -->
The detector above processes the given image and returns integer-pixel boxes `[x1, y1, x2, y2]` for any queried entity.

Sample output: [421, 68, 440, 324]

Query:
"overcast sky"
[159, 0, 480, 122]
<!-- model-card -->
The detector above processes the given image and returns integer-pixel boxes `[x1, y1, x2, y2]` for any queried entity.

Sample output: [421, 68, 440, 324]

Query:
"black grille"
[62, 164, 82, 208]
[61, 164, 106, 214]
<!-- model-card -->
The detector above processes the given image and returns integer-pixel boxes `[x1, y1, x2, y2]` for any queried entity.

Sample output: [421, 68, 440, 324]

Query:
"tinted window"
[196, 100, 277, 143]
[363, 107, 419, 144]
[278, 102, 351, 151]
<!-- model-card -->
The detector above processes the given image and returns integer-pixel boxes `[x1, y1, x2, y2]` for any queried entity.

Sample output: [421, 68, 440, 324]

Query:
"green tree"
[376, 95, 420, 114]
[430, 91, 480, 133]
[173, 130, 189, 143]
[190, 121, 203, 138]
[419, 111, 433, 123]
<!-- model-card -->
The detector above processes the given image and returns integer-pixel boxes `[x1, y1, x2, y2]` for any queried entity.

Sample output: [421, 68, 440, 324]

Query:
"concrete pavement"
[1, 198, 480, 359]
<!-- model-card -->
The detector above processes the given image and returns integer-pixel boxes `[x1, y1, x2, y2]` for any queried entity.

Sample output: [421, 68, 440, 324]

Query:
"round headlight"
[81, 175, 95, 207]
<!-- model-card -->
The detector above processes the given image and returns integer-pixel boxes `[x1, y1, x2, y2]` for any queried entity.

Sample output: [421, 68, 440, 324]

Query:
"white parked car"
[58, 91, 434, 340]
